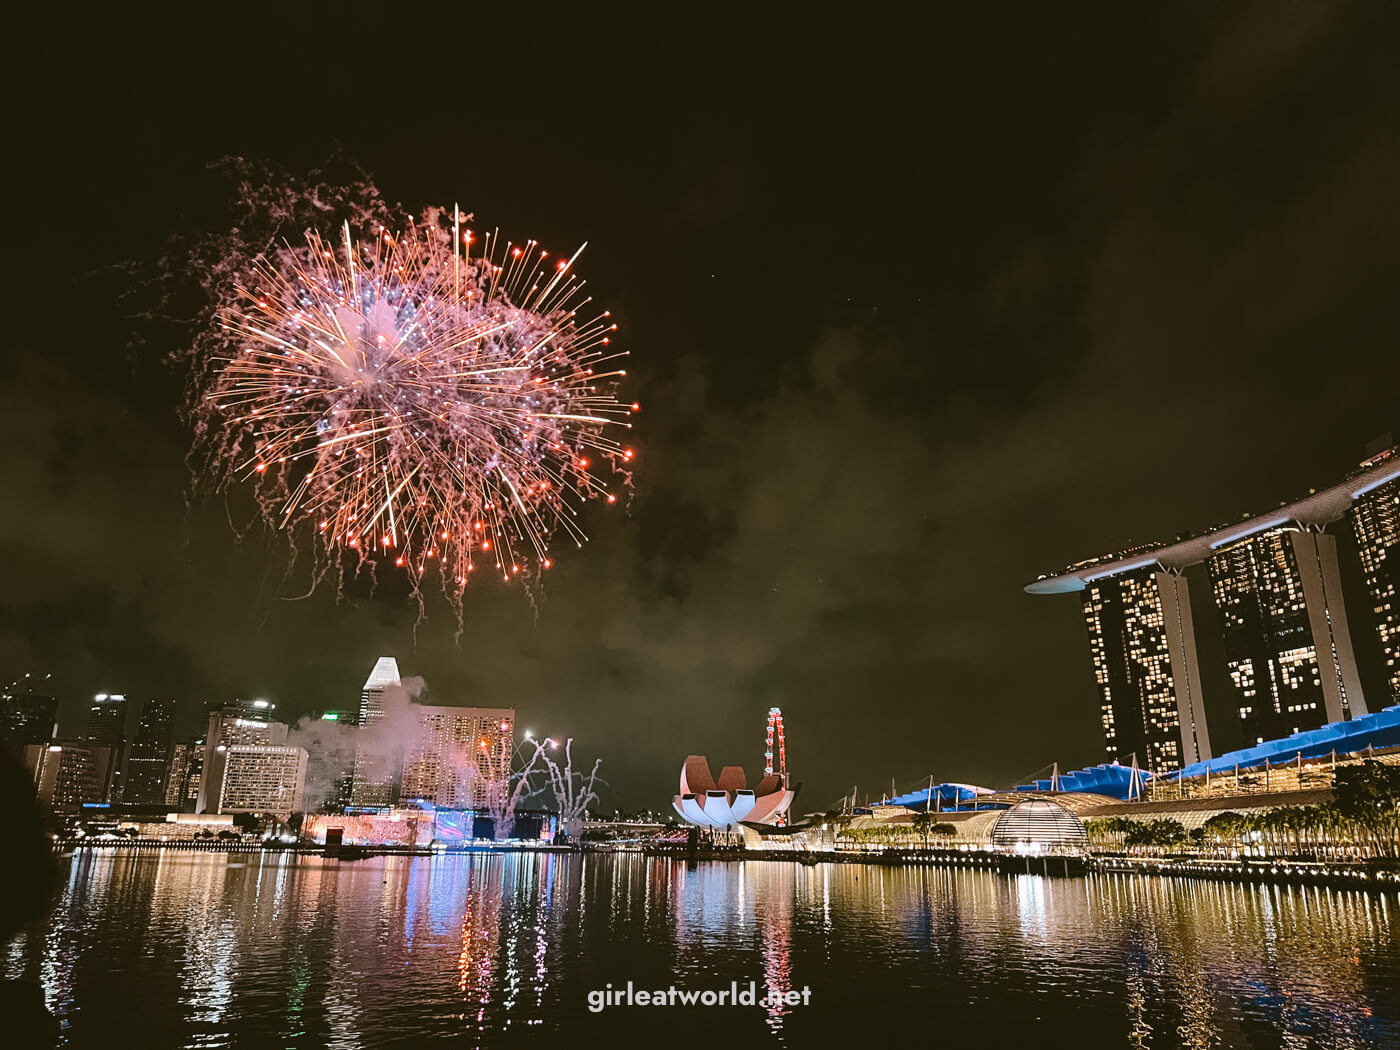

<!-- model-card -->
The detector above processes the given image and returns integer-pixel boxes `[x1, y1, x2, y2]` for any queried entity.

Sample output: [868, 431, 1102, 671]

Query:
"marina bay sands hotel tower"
[1028, 444, 1400, 775]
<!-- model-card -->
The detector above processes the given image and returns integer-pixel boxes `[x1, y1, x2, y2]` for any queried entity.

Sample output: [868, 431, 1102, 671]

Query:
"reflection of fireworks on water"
[193, 202, 634, 601]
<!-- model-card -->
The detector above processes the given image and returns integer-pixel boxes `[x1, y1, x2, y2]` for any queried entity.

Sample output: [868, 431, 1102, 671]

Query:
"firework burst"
[196, 206, 634, 599]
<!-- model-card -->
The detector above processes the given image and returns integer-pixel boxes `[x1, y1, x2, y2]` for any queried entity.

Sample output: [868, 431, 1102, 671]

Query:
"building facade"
[214, 745, 308, 814]
[1208, 526, 1367, 744]
[400, 705, 515, 810]
[351, 658, 402, 808]
[181, 739, 205, 810]
[1351, 454, 1399, 701]
[358, 657, 402, 727]
[164, 741, 192, 808]
[33, 742, 116, 812]
[84, 693, 129, 802]
[124, 698, 176, 805]
[196, 701, 288, 813]
[1080, 569, 1211, 774]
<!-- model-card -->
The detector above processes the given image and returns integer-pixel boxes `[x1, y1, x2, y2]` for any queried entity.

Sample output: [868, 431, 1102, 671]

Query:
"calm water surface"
[6, 851, 1399, 1047]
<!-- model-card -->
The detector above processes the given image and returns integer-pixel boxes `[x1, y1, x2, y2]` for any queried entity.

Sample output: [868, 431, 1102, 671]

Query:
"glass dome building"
[991, 799, 1089, 854]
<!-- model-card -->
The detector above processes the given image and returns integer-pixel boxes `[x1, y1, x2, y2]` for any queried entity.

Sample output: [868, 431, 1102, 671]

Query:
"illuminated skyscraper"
[196, 700, 287, 813]
[85, 693, 129, 746]
[181, 739, 205, 810]
[33, 742, 116, 811]
[164, 741, 192, 808]
[1080, 569, 1211, 773]
[358, 657, 402, 726]
[1208, 526, 1367, 744]
[1030, 450, 1399, 761]
[85, 693, 129, 801]
[351, 657, 403, 808]
[1350, 445, 1399, 701]
[124, 698, 175, 805]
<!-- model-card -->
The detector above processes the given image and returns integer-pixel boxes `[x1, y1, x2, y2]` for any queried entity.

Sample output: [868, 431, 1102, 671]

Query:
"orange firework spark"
[200, 207, 634, 596]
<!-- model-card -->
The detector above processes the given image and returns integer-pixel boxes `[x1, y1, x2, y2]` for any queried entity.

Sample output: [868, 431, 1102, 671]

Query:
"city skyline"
[5, 5, 1400, 814]
[4, 433, 1397, 809]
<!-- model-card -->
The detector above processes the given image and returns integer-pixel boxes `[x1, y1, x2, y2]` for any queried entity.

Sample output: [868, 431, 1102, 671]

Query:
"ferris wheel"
[765, 707, 787, 784]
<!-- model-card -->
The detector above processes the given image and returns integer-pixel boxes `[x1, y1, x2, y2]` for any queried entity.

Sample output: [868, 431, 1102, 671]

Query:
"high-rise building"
[1208, 526, 1367, 744]
[351, 658, 402, 808]
[165, 741, 192, 808]
[85, 693, 129, 801]
[33, 742, 116, 812]
[1080, 569, 1211, 773]
[0, 692, 58, 755]
[182, 739, 205, 810]
[85, 693, 129, 746]
[400, 706, 515, 809]
[124, 698, 176, 805]
[1028, 449, 1399, 760]
[213, 744, 308, 814]
[357, 658, 402, 726]
[1350, 445, 1399, 702]
[196, 701, 288, 813]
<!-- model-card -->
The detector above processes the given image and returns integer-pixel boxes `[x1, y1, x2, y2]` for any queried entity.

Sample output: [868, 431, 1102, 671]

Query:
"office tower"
[124, 698, 176, 805]
[85, 693, 129, 745]
[182, 739, 205, 810]
[400, 706, 515, 809]
[1208, 526, 1367, 744]
[357, 658, 402, 726]
[1080, 570, 1211, 773]
[165, 742, 192, 808]
[33, 742, 116, 811]
[85, 693, 129, 801]
[213, 745, 308, 814]
[1350, 446, 1399, 701]
[0, 691, 58, 754]
[351, 658, 402, 808]
[196, 701, 288, 813]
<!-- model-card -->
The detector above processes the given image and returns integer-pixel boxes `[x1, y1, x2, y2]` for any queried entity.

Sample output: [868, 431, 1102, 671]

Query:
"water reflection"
[5, 853, 1397, 1047]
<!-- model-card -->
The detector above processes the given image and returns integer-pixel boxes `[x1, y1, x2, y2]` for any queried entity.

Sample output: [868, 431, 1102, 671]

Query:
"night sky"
[7, 5, 1399, 811]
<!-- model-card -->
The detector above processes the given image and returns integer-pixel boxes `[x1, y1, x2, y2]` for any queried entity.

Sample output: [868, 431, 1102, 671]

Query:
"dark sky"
[6, 4, 1399, 811]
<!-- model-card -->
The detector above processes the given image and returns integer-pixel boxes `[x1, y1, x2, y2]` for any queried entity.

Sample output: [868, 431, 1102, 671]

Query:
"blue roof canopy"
[1014, 762, 1148, 800]
[1171, 705, 1400, 780]
[875, 783, 993, 811]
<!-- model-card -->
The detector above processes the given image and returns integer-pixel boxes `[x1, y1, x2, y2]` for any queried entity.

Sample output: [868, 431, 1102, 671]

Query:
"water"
[6, 851, 1399, 1048]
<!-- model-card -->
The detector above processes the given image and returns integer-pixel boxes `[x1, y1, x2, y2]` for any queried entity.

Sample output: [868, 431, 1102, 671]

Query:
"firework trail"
[188, 191, 634, 605]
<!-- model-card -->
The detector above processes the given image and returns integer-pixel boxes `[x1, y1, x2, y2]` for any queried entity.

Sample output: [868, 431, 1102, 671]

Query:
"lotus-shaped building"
[672, 755, 795, 830]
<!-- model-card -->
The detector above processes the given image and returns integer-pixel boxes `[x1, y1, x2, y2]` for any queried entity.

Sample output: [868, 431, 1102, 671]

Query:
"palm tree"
[911, 812, 935, 850]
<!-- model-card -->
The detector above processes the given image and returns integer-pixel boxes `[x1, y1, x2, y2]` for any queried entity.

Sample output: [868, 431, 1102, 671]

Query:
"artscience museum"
[672, 755, 795, 830]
